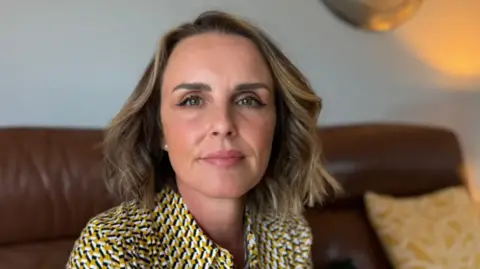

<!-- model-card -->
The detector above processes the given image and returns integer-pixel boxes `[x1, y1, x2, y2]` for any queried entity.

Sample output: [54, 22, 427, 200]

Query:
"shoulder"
[260, 212, 312, 240]
[257, 213, 313, 266]
[284, 214, 312, 247]
[67, 201, 154, 268]
[83, 200, 153, 242]
[90, 200, 153, 235]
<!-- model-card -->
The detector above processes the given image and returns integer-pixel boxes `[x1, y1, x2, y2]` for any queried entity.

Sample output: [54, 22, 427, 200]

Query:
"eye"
[177, 95, 203, 107]
[236, 96, 265, 108]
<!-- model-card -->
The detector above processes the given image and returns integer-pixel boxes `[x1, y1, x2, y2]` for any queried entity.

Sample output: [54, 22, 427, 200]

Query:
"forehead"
[162, 32, 272, 86]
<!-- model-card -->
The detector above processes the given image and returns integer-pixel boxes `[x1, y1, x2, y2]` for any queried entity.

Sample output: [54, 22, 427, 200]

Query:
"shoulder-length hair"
[103, 10, 340, 218]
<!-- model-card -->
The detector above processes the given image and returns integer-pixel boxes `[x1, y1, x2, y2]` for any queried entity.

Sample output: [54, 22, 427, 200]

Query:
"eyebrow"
[172, 82, 271, 92]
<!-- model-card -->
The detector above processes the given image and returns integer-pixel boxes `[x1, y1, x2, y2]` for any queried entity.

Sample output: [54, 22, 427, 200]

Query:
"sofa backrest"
[305, 123, 465, 268]
[0, 124, 466, 269]
[0, 128, 116, 245]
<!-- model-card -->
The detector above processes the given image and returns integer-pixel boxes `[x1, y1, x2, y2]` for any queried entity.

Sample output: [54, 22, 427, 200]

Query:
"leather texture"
[0, 124, 465, 269]
[306, 124, 465, 268]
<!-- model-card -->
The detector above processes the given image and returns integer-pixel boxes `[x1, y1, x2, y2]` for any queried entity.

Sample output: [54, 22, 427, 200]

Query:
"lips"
[200, 150, 245, 168]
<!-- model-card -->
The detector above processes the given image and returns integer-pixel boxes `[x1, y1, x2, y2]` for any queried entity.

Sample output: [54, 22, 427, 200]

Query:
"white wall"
[1, 0, 479, 188]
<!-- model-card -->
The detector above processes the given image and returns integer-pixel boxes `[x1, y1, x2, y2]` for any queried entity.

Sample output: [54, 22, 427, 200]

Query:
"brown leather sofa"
[0, 123, 465, 269]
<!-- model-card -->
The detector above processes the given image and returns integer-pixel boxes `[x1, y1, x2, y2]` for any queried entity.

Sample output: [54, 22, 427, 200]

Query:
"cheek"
[241, 110, 276, 156]
[161, 111, 204, 157]
[162, 107, 276, 155]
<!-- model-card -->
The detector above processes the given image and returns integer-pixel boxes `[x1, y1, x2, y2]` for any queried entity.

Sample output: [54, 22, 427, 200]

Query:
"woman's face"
[160, 32, 276, 199]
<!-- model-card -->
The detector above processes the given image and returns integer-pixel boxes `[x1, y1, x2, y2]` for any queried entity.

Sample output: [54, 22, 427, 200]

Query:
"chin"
[176, 166, 262, 199]
[202, 183, 251, 199]
[197, 174, 259, 199]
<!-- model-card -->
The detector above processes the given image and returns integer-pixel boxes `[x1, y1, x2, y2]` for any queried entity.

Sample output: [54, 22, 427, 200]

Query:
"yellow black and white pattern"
[67, 186, 313, 268]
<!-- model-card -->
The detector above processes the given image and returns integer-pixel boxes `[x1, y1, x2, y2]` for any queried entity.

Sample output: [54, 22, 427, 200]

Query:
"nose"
[210, 106, 237, 138]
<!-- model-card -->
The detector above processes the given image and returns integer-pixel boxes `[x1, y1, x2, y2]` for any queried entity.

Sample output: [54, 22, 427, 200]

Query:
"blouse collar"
[152, 186, 259, 268]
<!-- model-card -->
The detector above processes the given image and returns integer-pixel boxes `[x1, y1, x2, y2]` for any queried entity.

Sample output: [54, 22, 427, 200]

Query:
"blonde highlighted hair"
[104, 10, 340, 218]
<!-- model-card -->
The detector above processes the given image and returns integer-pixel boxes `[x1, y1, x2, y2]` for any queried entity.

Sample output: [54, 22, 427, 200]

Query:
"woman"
[67, 10, 339, 268]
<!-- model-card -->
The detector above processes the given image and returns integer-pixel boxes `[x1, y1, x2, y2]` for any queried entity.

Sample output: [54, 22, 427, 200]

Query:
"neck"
[176, 182, 246, 264]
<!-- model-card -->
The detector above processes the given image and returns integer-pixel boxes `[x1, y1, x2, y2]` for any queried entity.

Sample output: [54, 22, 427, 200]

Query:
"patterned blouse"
[67, 187, 313, 268]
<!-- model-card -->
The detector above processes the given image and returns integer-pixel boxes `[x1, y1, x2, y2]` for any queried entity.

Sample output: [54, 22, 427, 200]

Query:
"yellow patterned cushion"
[365, 186, 480, 269]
